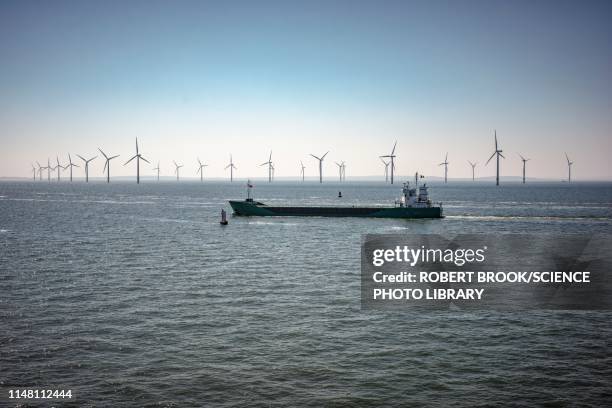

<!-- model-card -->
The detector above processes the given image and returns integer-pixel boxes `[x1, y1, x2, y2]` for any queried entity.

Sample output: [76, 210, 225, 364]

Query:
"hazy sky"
[1, 0, 611, 180]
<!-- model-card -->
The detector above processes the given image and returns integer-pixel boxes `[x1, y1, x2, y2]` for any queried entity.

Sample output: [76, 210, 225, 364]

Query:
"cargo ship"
[229, 177, 443, 219]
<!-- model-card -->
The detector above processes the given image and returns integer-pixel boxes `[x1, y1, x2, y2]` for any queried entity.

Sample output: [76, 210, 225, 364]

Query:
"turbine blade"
[77, 154, 86, 162]
[98, 148, 108, 159]
[485, 152, 496, 165]
[124, 155, 137, 165]
[310, 154, 320, 160]
[321, 151, 329, 160]
[499, 152, 505, 159]
[140, 156, 150, 164]
[391, 141, 397, 155]
[136, 138, 139, 154]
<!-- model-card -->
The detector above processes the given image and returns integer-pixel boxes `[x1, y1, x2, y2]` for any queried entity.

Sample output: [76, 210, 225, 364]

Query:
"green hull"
[229, 200, 443, 219]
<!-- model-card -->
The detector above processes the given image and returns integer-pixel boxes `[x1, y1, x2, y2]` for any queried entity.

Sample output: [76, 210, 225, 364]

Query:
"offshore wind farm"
[22, 134, 579, 184]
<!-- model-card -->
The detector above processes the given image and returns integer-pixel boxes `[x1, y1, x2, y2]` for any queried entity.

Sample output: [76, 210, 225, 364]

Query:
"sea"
[1, 180, 611, 407]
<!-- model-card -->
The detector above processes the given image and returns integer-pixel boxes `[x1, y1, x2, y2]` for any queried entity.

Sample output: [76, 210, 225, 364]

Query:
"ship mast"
[246, 179, 253, 201]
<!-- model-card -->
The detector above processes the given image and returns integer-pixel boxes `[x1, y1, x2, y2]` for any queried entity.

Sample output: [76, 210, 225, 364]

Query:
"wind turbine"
[439, 153, 449, 184]
[518, 154, 530, 184]
[66, 154, 79, 182]
[335, 161, 343, 182]
[46, 158, 52, 182]
[380, 141, 397, 184]
[77, 154, 97, 183]
[260, 151, 273, 182]
[565, 153, 573, 183]
[152, 162, 160, 181]
[380, 158, 390, 183]
[485, 130, 505, 186]
[124, 138, 149, 184]
[341, 161, 346, 181]
[173, 161, 184, 181]
[196, 158, 208, 182]
[49, 158, 60, 182]
[31, 163, 36, 181]
[300, 161, 306, 182]
[271, 163, 275, 181]
[98, 148, 120, 183]
[36, 161, 45, 181]
[468, 161, 477, 181]
[55, 156, 66, 182]
[310, 151, 329, 183]
[225, 155, 237, 182]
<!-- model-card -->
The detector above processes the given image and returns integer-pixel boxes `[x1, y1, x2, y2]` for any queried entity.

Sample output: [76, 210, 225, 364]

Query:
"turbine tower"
[66, 153, 79, 182]
[152, 162, 160, 181]
[98, 148, 119, 183]
[335, 161, 343, 182]
[310, 151, 329, 183]
[565, 153, 573, 183]
[468, 161, 477, 181]
[260, 151, 273, 182]
[31, 164, 36, 181]
[55, 156, 66, 182]
[485, 130, 505, 186]
[225, 155, 237, 182]
[519, 154, 530, 184]
[300, 161, 306, 182]
[173, 161, 184, 181]
[36, 161, 45, 181]
[77, 154, 97, 183]
[439, 153, 449, 184]
[197, 158, 208, 182]
[49, 158, 59, 182]
[124, 138, 149, 184]
[341, 161, 346, 181]
[380, 158, 390, 183]
[46, 158, 52, 182]
[380, 141, 397, 184]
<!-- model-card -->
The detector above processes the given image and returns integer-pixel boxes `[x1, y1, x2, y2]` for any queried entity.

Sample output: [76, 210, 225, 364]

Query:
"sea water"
[1, 181, 611, 406]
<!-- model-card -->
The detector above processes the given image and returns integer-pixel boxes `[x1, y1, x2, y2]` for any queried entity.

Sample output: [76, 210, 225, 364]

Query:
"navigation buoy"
[220, 209, 228, 225]
[338, 191, 342, 198]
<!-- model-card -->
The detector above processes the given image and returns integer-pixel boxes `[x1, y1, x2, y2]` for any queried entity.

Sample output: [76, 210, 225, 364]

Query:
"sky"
[1, 0, 611, 180]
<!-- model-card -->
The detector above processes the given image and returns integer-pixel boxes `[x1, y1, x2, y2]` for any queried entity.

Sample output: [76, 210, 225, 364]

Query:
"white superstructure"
[397, 173, 435, 208]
